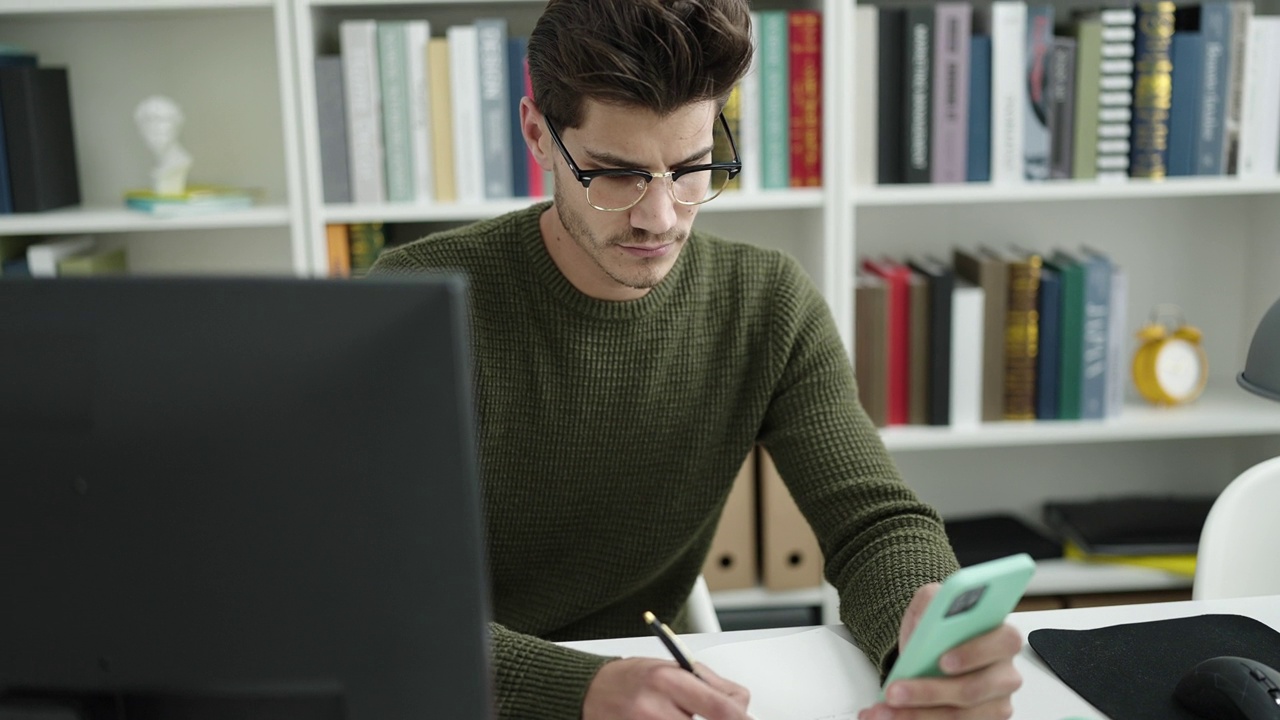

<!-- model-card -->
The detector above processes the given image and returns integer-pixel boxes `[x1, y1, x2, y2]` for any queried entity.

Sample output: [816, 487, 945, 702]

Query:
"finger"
[652, 665, 750, 720]
[693, 663, 751, 708]
[899, 583, 942, 648]
[882, 660, 1022, 709]
[936, 624, 1023, 676]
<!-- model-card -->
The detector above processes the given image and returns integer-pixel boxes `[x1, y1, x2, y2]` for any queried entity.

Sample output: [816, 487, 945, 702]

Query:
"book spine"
[990, 1, 1027, 184]
[1023, 5, 1054, 180]
[1055, 260, 1085, 420]
[904, 6, 934, 184]
[314, 56, 353, 205]
[908, 273, 930, 425]
[788, 10, 822, 188]
[348, 222, 386, 276]
[1080, 252, 1112, 419]
[1224, 1, 1254, 175]
[476, 18, 512, 199]
[326, 224, 351, 278]
[1004, 255, 1041, 420]
[967, 35, 993, 182]
[954, 248, 1008, 421]
[1237, 17, 1280, 178]
[739, 12, 763, 192]
[877, 8, 908, 184]
[759, 11, 790, 189]
[339, 20, 385, 204]
[932, 3, 971, 184]
[506, 36, 529, 198]
[1035, 266, 1062, 419]
[1167, 32, 1203, 176]
[855, 273, 890, 427]
[1096, 7, 1135, 178]
[1104, 266, 1129, 417]
[950, 282, 985, 428]
[377, 21, 414, 203]
[853, 5, 879, 187]
[0, 66, 80, 213]
[1196, 2, 1231, 175]
[1072, 17, 1102, 180]
[427, 38, 456, 203]
[447, 25, 485, 203]
[406, 20, 433, 203]
[925, 266, 955, 425]
[1048, 37, 1078, 179]
[1130, 1, 1175, 179]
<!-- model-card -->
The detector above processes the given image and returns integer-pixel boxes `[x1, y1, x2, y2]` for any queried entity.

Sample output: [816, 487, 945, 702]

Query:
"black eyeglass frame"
[543, 112, 743, 211]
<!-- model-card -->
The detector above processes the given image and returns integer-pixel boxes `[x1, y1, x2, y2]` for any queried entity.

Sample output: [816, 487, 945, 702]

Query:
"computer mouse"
[1174, 655, 1280, 720]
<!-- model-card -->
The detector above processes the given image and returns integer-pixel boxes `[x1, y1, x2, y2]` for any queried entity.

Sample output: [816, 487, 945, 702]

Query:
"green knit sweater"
[370, 202, 959, 720]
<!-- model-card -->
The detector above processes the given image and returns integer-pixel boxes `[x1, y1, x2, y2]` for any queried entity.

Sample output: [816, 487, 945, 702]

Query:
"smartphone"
[881, 553, 1036, 692]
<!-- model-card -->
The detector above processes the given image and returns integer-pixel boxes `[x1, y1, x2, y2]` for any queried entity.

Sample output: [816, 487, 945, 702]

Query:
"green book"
[1072, 16, 1102, 180]
[758, 10, 790, 189]
[377, 21, 414, 203]
[1045, 251, 1085, 420]
[57, 247, 127, 276]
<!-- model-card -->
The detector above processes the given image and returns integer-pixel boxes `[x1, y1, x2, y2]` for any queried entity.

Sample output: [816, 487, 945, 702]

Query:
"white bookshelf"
[855, 176, 1280, 206]
[0, 0, 306, 274]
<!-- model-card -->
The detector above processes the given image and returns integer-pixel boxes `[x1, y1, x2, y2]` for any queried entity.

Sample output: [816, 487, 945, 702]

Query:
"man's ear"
[520, 97, 555, 172]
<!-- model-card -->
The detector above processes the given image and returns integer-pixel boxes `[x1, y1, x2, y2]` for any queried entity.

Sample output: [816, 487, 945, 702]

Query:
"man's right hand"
[583, 657, 752, 720]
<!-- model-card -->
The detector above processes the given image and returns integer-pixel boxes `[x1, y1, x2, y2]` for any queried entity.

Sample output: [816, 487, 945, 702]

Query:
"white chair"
[1193, 456, 1280, 600]
[685, 574, 722, 633]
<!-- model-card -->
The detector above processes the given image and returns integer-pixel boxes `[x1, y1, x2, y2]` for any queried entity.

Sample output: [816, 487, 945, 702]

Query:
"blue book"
[967, 35, 992, 182]
[1035, 266, 1062, 419]
[506, 36, 529, 198]
[1167, 32, 1203, 177]
[1079, 248, 1112, 420]
[1196, 2, 1232, 175]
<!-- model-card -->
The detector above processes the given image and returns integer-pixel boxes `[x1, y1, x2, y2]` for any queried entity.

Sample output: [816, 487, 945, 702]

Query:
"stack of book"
[123, 185, 256, 217]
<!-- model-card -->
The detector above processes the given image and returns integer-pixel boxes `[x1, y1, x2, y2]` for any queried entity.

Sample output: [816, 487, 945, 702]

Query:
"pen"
[643, 610, 704, 679]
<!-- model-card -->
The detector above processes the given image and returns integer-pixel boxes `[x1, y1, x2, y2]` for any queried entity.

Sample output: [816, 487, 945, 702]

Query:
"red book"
[788, 10, 822, 187]
[523, 57, 543, 197]
[862, 258, 912, 425]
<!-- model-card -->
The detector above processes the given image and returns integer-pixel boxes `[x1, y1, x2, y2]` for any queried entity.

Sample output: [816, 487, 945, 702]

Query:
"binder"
[702, 450, 758, 592]
[758, 448, 824, 590]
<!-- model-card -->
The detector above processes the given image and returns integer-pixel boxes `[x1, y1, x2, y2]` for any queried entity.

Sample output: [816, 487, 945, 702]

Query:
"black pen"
[644, 611, 704, 678]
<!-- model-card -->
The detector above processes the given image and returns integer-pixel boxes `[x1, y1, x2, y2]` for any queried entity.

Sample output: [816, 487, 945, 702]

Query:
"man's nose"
[628, 177, 679, 237]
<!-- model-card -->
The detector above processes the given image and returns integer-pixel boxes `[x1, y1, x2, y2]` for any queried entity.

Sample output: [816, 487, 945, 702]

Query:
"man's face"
[535, 99, 719, 301]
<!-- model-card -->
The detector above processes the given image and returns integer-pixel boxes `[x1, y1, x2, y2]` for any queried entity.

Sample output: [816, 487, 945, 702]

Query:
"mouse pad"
[1029, 614, 1280, 720]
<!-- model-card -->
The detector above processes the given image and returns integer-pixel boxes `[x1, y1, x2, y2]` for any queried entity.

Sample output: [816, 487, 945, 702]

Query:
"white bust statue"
[134, 95, 192, 195]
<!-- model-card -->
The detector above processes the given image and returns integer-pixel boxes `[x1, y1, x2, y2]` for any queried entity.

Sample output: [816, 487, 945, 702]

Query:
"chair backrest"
[685, 575, 722, 633]
[1193, 456, 1280, 600]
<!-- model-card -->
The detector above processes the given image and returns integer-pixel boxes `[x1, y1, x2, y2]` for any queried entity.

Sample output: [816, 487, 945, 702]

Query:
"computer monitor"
[0, 276, 492, 720]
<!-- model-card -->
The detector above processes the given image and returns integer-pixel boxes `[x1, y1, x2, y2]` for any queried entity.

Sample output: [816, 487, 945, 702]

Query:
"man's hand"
[859, 583, 1024, 720]
[583, 657, 752, 720]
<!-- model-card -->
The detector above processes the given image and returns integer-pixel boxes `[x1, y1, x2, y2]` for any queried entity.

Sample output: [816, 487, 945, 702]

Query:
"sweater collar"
[521, 201, 694, 320]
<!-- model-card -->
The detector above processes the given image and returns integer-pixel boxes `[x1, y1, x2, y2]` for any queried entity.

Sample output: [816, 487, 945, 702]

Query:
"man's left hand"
[858, 583, 1024, 720]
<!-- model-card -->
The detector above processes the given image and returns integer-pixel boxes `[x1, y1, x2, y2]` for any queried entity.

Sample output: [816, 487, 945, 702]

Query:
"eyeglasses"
[544, 113, 742, 212]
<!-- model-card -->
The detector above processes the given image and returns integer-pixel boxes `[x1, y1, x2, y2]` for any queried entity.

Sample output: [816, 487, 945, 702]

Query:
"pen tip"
[643, 611, 656, 624]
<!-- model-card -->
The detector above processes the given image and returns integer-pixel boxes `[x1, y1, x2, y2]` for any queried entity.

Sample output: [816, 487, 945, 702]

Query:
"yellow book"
[1063, 541, 1197, 577]
[428, 37, 456, 203]
[326, 224, 351, 278]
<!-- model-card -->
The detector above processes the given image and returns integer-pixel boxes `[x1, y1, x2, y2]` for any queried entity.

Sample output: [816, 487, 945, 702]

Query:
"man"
[370, 1, 1022, 718]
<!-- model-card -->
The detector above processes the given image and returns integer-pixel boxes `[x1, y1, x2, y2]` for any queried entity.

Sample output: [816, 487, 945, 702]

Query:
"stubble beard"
[554, 181, 688, 291]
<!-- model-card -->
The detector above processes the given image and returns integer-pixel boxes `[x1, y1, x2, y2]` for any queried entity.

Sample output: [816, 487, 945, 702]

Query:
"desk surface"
[563, 594, 1280, 720]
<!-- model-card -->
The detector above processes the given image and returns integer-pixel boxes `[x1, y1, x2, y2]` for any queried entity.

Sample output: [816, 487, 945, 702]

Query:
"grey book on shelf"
[0, 65, 81, 213]
[476, 18, 513, 200]
[315, 55, 352, 204]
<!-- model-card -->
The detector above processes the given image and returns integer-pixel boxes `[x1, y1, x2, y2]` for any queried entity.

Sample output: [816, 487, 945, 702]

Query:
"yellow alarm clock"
[1132, 305, 1208, 406]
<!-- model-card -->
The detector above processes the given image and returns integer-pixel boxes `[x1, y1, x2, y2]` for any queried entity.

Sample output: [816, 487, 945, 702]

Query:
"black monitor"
[0, 277, 492, 720]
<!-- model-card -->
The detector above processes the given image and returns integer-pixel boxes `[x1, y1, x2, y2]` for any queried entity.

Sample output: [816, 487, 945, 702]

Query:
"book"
[0, 235, 36, 276]
[950, 279, 985, 428]
[314, 56, 352, 204]
[348, 222, 385, 276]
[1044, 251, 1086, 420]
[26, 235, 94, 277]
[377, 21, 415, 203]
[1223, 1, 1255, 175]
[787, 10, 822, 188]
[1079, 247, 1112, 420]
[855, 271, 889, 427]
[954, 246, 1008, 422]
[876, 7, 908, 184]
[506, 35, 529, 198]
[904, 5, 934, 184]
[1023, 5, 1055, 181]
[993, 247, 1041, 420]
[57, 247, 126, 276]
[405, 20, 434, 204]
[907, 270, 930, 424]
[966, 34, 993, 182]
[932, 2, 971, 184]
[1129, 1, 1176, 179]
[853, 6, 878, 188]
[124, 186, 255, 216]
[447, 24, 484, 203]
[1097, 6, 1136, 179]
[0, 65, 81, 212]
[758, 10, 790, 189]
[476, 18, 513, 199]
[339, 19, 385, 204]
[1071, 15, 1103, 180]
[326, 224, 351, 278]
[428, 38, 456, 203]
[1167, 31, 1204, 177]
[1195, 2, 1233, 175]
[1237, 17, 1280, 178]
[908, 255, 955, 426]
[862, 258, 914, 425]
[738, 12, 764, 192]
[1047, 37, 1077, 179]
[1035, 264, 1062, 419]
[945, 514, 1061, 566]
[1104, 265, 1129, 417]
[990, 1, 1027, 184]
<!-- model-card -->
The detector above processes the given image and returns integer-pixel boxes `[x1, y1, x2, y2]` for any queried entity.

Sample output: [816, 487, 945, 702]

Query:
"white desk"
[563, 594, 1280, 720]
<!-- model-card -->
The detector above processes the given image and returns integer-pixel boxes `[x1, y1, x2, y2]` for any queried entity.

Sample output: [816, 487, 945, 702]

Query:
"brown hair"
[528, 0, 753, 128]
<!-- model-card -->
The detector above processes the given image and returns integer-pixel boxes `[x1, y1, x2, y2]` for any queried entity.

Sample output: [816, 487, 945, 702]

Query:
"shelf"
[305, 0, 542, 6]
[1, 0, 275, 14]
[854, 176, 1280, 207]
[878, 385, 1280, 452]
[710, 559, 1192, 612]
[321, 189, 825, 225]
[0, 205, 293, 235]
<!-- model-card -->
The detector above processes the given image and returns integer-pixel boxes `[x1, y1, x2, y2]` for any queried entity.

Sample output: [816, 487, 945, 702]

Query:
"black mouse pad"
[1029, 614, 1280, 720]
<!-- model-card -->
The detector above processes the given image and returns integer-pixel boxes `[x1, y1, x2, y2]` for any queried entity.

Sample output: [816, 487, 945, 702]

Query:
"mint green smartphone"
[881, 553, 1036, 693]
